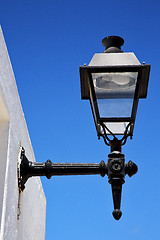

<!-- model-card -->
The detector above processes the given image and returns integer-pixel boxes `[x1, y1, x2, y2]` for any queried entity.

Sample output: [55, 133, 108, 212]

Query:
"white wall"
[0, 27, 46, 240]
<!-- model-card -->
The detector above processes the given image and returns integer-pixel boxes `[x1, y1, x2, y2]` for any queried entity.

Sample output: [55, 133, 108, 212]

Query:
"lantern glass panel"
[91, 72, 138, 118]
[101, 122, 130, 135]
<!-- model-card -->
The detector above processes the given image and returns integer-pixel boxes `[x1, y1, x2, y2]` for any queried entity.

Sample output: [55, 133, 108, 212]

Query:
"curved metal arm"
[100, 122, 132, 147]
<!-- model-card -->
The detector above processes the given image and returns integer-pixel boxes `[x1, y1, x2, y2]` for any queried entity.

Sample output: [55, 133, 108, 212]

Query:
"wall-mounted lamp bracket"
[18, 147, 138, 220]
[18, 148, 108, 191]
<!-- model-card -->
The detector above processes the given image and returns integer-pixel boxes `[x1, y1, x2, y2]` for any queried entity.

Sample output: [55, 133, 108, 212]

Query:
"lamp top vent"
[102, 36, 124, 53]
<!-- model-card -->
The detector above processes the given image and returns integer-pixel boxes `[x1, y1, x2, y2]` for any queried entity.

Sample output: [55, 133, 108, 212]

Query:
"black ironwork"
[18, 148, 108, 191]
[18, 146, 138, 220]
[107, 150, 137, 220]
[100, 122, 132, 148]
[102, 36, 124, 53]
[80, 63, 150, 140]
[16, 36, 150, 224]
[86, 65, 150, 138]
[80, 64, 150, 100]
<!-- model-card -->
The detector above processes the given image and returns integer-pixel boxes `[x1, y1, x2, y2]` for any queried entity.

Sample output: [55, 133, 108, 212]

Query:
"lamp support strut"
[18, 146, 138, 220]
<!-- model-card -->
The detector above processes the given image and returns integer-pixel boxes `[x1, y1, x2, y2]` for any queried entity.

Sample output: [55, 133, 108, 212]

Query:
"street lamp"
[80, 36, 150, 143]
[18, 36, 150, 221]
[79, 36, 150, 219]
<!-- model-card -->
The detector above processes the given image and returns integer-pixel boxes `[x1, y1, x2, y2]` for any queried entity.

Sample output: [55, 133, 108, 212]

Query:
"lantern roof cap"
[89, 52, 140, 67]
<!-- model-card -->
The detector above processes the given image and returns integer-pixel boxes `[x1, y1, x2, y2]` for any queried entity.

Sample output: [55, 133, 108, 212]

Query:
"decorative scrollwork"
[99, 122, 132, 147]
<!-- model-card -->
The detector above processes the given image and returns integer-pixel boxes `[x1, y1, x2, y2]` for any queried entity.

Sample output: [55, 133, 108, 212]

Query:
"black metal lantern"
[80, 36, 150, 140]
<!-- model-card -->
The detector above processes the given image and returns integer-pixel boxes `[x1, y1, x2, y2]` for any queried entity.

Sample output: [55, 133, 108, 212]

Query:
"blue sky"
[0, 0, 160, 239]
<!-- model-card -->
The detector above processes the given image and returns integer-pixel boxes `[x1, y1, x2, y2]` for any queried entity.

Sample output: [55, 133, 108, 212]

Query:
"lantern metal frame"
[80, 64, 150, 138]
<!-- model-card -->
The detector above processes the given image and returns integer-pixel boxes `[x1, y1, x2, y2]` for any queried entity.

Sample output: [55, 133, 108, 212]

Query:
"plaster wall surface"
[0, 27, 46, 240]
